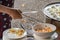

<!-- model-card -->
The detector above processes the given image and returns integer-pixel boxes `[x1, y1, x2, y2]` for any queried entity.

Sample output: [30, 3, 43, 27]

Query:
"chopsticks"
[20, 23, 25, 30]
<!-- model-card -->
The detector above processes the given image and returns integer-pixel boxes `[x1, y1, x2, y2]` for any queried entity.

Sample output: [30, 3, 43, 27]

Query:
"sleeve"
[2, 0, 14, 7]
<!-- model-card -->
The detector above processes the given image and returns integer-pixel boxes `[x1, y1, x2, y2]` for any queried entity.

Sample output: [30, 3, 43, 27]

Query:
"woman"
[0, 0, 22, 38]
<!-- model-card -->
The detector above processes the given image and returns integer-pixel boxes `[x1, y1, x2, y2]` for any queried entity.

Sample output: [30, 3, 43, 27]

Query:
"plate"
[43, 2, 60, 21]
[3, 28, 27, 39]
[33, 32, 58, 40]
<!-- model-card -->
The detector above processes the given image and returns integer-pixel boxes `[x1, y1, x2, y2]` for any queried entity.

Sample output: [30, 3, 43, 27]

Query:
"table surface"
[56, 33, 60, 40]
[0, 33, 60, 40]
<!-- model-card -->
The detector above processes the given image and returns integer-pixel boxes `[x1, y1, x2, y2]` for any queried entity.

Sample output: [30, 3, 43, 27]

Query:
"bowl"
[3, 28, 27, 39]
[32, 23, 56, 38]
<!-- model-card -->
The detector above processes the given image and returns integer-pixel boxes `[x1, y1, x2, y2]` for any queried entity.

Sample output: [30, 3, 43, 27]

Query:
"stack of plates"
[33, 32, 58, 40]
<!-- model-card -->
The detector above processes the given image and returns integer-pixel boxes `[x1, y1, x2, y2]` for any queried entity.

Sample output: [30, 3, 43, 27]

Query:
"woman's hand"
[0, 5, 22, 19]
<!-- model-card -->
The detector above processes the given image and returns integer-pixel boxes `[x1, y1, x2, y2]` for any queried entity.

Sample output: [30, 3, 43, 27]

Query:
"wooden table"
[56, 33, 60, 40]
[46, 17, 60, 31]
[46, 17, 60, 40]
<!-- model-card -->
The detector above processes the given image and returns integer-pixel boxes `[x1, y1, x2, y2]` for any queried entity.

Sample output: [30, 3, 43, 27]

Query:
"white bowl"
[32, 23, 56, 38]
[3, 28, 27, 39]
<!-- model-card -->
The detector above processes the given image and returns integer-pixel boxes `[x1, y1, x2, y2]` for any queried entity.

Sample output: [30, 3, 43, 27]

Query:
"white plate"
[33, 32, 58, 40]
[3, 28, 27, 39]
[43, 2, 60, 21]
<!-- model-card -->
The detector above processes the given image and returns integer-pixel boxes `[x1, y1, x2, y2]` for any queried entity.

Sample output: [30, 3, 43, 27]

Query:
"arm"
[0, 5, 22, 19]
